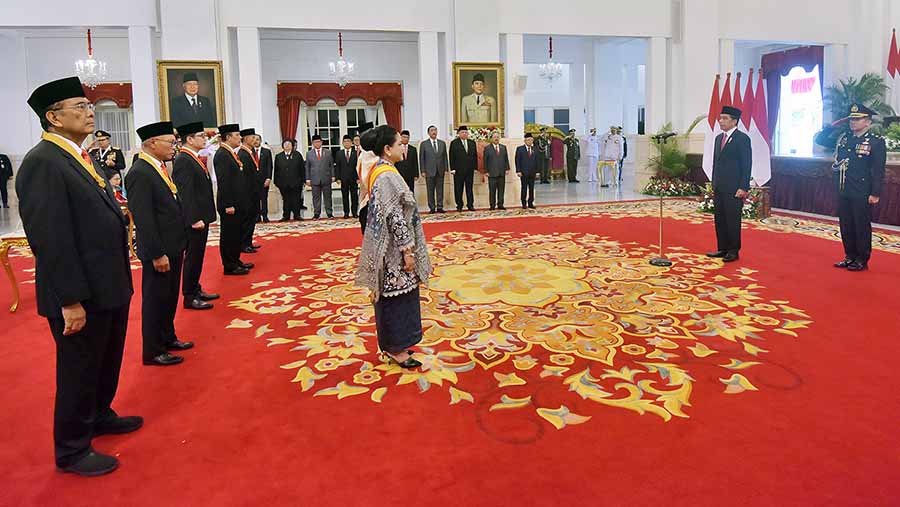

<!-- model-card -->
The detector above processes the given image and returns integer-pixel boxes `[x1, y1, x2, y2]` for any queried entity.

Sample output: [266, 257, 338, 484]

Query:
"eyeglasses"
[52, 102, 95, 113]
[152, 139, 178, 146]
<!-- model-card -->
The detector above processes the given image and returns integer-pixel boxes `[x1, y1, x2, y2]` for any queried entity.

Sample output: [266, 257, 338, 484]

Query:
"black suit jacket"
[483, 143, 510, 177]
[335, 147, 359, 182]
[449, 138, 478, 174]
[274, 151, 305, 188]
[16, 139, 133, 318]
[712, 129, 752, 194]
[396, 144, 419, 182]
[515, 145, 539, 176]
[214, 146, 254, 213]
[170, 94, 217, 128]
[125, 157, 188, 262]
[172, 151, 216, 227]
[0, 154, 12, 179]
[258, 147, 273, 186]
[238, 147, 261, 200]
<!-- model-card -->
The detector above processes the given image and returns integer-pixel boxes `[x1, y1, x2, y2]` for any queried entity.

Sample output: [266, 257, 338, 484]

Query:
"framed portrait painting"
[452, 62, 505, 130]
[157, 60, 225, 130]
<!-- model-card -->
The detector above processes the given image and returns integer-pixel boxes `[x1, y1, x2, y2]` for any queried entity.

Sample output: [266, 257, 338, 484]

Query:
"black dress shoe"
[528, 204, 536, 209]
[467, 206, 476, 211]
[572, 179, 580, 183]
[263, 217, 270, 223]
[143, 352, 184, 366]
[300, 205, 308, 210]
[522, 204, 527, 209]
[489, 207, 495, 211]
[834, 258, 854, 268]
[241, 262, 255, 269]
[224, 267, 250, 276]
[167, 340, 194, 351]
[723, 253, 739, 262]
[456, 207, 463, 212]
[184, 298, 213, 310]
[242, 247, 257, 254]
[706, 251, 726, 258]
[95, 416, 144, 436]
[279, 218, 290, 222]
[198, 291, 220, 301]
[58, 451, 119, 477]
[498, 206, 506, 210]
[312, 215, 320, 219]
[437, 209, 446, 213]
[847, 261, 868, 271]
[352, 213, 358, 218]
[343, 214, 350, 218]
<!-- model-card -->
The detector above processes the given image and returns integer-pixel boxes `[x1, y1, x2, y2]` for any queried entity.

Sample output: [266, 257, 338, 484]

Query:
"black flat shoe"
[498, 206, 506, 210]
[58, 451, 118, 477]
[143, 353, 183, 366]
[723, 253, 739, 262]
[834, 258, 854, 268]
[167, 340, 194, 351]
[241, 262, 255, 269]
[300, 205, 308, 210]
[198, 291, 220, 301]
[847, 261, 868, 272]
[224, 267, 250, 276]
[95, 416, 143, 436]
[184, 298, 213, 310]
[706, 251, 726, 258]
[242, 247, 257, 254]
[528, 204, 536, 209]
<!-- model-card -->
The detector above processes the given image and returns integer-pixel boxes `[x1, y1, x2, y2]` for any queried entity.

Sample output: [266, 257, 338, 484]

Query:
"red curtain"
[761, 46, 824, 144]
[276, 82, 404, 142]
[83, 82, 133, 108]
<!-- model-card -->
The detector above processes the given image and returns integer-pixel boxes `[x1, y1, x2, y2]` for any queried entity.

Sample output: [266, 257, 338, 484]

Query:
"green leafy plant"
[646, 123, 688, 179]
[815, 73, 895, 150]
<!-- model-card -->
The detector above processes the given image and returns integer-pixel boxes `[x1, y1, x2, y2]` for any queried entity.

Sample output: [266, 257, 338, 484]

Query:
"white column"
[570, 57, 586, 134]
[418, 31, 441, 138]
[824, 44, 848, 121]
[646, 36, 668, 134]
[236, 27, 264, 135]
[502, 33, 525, 138]
[128, 26, 159, 141]
[719, 38, 735, 76]
[671, 0, 720, 131]
[584, 39, 596, 132]
[0, 31, 32, 157]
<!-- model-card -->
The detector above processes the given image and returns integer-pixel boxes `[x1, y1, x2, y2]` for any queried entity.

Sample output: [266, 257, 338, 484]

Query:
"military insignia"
[856, 141, 871, 156]
[851, 104, 859, 113]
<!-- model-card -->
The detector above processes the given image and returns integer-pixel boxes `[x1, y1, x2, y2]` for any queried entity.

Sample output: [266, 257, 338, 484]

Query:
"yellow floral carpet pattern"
[224, 228, 813, 430]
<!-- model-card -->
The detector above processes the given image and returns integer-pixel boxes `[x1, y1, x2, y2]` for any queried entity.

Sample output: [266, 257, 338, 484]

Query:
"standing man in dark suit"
[396, 130, 419, 191]
[707, 106, 752, 263]
[516, 133, 539, 209]
[88, 130, 125, 180]
[255, 137, 273, 222]
[419, 125, 448, 213]
[18, 76, 139, 477]
[274, 139, 304, 221]
[306, 134, 335, 219]
[0, 152, 11, 207]
[335, 134, 359, 218]
[169, 72, 217, 128]
[449, 125, 478, 212]
[238, 128, 261, 253]
[172, 122, 219, 310]
[832, 103, 886, 272]
[482, 130, 509, 210]
[213, 124, 251, 275]
[126, 121, 194, 366]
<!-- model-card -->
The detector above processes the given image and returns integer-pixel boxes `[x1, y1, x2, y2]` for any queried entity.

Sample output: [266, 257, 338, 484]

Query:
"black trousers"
[259, 186, 270, 220]
[279, 186, 302, 219]
[241, 206, 257, 249]
[567, 158, 579, 181]
[539, 158, 551, 182]
[341, 180, 359, 216]
[453, 169, 474, 209]
[141, 251, 184, 360]
[0, 179, 8, 205]
[219, 212, 243, 270]
[182, 226, 208, 299]
[713, 189, 743, 254]
[838, 195, 873, 263]
[48, 304, 129, 467]
[403, 176, 416, 192]
[489, 176, 505, 208]
[520, 173, 536, 206]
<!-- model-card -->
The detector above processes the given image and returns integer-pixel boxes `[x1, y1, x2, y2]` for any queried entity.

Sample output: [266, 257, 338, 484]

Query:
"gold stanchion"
[650, 196, 672, 267]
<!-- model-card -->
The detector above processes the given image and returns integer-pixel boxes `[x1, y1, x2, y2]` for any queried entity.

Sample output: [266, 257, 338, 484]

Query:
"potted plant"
[642, 123, 700, 196]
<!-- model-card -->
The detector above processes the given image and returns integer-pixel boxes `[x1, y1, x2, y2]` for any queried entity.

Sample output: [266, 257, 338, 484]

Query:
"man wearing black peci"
[335, 134, 359, 218]
[255, 136, 273, 222]
[396, 129, 419, 192]
[126, 121, 194, 367]
[515, 133, 539, 209]
[170, 72, 217, 128]
[213, 124, 252, 275]
[172, 122, 219, 310]
[707, 105, 752, 263]
[17, 76, 139, 477]
[449, 125, 478, 211]
[274, 139, 304, 221]
[238, 128, 262, 253]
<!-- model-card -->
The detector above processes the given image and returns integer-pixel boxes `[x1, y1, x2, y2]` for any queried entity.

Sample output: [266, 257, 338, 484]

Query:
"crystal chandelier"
[74, 29, 108, 89]
[539, 36, 563, 85]
[328, 32, 355, 88]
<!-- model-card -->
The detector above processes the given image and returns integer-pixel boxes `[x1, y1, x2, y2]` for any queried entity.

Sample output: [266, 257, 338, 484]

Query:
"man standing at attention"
[449, 125, 477, 212]
[396, 130, 419, 192]
[336, 134, 359, 218]
[585, 127, 601, 183]
[213, 123, 251, 275]
[535, 127, 552, 183]
[237, 128, 262, 253]
[482, 130, 509, 210]
[564, 128, 581, 183]
[306, 134, 335, 219]
[274, 139, 304, 221]
[88, 130, 125, 179]
[706, 106, 752, 263]
[419, 125, 448, 213]
[255, 136, 273, 223]
[516, 133, 539, 209]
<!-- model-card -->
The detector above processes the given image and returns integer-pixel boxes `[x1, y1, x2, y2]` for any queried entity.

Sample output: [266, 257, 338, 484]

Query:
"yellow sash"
[367, 163, 400, 194]
[41, 132, 106, 188]
[138, 152, 178, 195]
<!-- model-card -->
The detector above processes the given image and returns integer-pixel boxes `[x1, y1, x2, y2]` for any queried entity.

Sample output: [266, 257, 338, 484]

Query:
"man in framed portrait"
[170, 72, 216, 128]
[461, 73, 497, 124]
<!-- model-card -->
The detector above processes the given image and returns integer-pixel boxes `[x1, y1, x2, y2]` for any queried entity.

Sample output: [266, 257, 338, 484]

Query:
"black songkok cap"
[311, 134, 322, 142]
[401, 130, 410, 136]
[183, 72, 199, 83]
[457, 125, 468, 132]
[176, 122, 205, 136]
[27, 76, 86, 115]
[472, 73, 485, 83]
[219, 123, 240, 134]
[721, 106, 742, 119]
[358, 122, 374, 133]
[240, 128, 256, 137]
[524, 133, 533, 139]
[137, 121, 174, 142]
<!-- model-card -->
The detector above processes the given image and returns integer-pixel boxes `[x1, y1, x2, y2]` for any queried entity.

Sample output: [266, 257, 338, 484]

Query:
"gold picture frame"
[157, 60, 225, 129]
[452, 62, 505, 131]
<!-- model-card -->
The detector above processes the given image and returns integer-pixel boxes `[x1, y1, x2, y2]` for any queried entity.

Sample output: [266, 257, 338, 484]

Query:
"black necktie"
[191, 97, 198, 113]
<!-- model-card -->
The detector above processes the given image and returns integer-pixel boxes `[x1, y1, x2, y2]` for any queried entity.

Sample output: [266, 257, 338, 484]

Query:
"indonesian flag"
[733, 72, 746, 132]
[748, 69, 772, 185]
[887, 29, 900, 111]
[701, 74, 723, 179]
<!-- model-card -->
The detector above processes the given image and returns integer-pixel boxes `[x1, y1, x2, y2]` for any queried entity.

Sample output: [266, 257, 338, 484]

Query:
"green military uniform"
[832, 103, 885, 271]
[564, 129, 580, 183]
[535, 132, 551, 183]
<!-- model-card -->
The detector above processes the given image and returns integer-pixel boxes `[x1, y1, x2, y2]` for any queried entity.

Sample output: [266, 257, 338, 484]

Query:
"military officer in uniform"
[585, 128, 601, 182]
[564, 129, 581, 183]
[89, 130, 125, 179]
[832, 103, 886, 272]
[535, 128, 552, 183]
[460, 73, 497, 124]
[213, 124, 252, 275]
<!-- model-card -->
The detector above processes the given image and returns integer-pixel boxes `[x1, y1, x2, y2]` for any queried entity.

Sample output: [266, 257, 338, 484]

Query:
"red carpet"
[1, 201, 898, 506]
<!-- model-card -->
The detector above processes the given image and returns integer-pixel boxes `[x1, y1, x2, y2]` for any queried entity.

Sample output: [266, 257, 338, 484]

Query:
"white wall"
[593, 39, 647, 134]
[719, 0, 852, 44]
[0, 0, 157, 28]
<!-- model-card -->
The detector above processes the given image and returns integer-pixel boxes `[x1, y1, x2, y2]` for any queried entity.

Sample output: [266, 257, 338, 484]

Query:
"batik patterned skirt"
[373, 287, 423, 353]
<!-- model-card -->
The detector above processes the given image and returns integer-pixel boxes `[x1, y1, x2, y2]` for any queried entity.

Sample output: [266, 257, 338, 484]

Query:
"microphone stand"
[649, 133, 675, 267]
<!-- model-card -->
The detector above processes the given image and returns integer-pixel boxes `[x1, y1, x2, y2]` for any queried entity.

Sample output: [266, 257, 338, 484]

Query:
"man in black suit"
[482, 130, 509, 210]
[255, 137, 273, 222]
[335, 134, 359, 218]
[172, 121, 219, 310]
[88, 130, 125, 180]
[396, 130, 419, 191]
[238, 128, 262, 253]
[17, 76, 140, 477]
[449, 125, 478, 211]
[0, 152, 11, 207]
[213, 124, 252, 275]
[274, 139, 304, 221]
[707, 106, 752, 263]
[169, 72, 217, 128]
[126, 121, 194, 366]
[515, 133, 539, 209]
